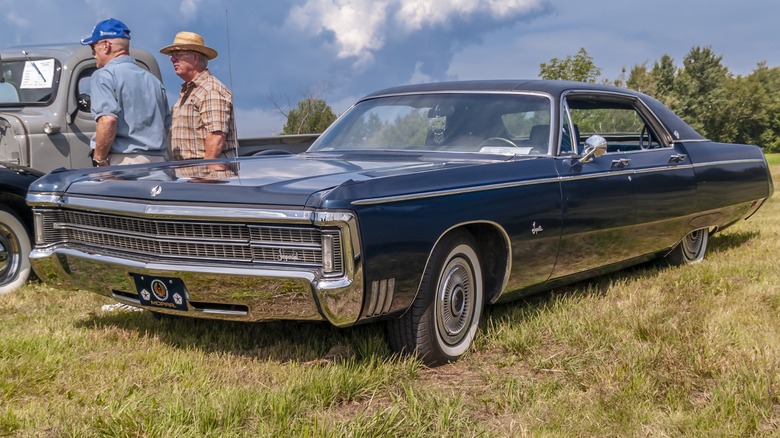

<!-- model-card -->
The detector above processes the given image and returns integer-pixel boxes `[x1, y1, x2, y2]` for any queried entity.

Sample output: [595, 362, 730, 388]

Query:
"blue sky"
[1, 0, 776, 137]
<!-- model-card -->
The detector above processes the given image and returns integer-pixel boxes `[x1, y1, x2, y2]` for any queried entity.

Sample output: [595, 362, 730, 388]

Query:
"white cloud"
[288, 0, 390, 66]
[287, 0, 544, 68]
[407, 61, 435, 84]
[5, 12, 30, 28]
[396, 0, 543, 31]
[179, 0, 201, 21]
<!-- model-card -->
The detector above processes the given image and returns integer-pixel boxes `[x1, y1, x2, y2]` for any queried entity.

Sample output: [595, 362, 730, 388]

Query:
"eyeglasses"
[169, 51, 197, 60]
[90, 40, 110, 56]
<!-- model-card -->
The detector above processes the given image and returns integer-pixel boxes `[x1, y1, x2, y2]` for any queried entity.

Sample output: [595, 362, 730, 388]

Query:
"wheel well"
[0, 193, 33, 236]
[451, 223, 509, 304]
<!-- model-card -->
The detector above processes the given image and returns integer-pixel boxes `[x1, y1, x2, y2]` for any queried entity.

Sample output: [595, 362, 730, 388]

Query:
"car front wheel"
[0, 206, 32, 294]
[664, 228, 709, 266]
[387, 230, 484, 366]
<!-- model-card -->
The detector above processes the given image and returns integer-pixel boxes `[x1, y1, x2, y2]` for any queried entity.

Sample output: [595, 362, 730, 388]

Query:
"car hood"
[29, 152, 509, 208]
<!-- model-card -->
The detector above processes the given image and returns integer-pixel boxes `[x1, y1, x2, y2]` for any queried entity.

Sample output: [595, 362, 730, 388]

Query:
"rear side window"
[564, 96, 665, 153]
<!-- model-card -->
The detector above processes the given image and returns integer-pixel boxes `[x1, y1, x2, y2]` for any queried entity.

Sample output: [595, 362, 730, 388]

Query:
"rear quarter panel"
[683, 141, 773, 214]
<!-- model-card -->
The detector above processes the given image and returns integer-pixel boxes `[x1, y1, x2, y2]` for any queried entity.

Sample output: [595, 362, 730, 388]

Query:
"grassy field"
[2, 161, 779, 437]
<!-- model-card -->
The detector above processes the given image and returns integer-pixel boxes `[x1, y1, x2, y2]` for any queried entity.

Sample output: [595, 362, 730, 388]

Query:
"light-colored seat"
[0, 82, 19, 102]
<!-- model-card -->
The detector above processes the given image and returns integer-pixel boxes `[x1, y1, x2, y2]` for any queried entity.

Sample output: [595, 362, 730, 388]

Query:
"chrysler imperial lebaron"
[27, 80, 773, 365]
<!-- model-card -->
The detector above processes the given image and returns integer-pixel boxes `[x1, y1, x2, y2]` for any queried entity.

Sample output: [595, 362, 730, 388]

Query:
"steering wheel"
[478, 137, 519, 148]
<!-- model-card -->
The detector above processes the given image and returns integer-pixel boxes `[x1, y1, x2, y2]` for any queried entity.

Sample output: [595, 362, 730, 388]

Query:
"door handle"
[669, 154, 687, 164]
[611, 158, 631, 169]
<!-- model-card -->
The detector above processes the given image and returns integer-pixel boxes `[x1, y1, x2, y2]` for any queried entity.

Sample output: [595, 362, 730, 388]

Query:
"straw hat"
[159, 31, 218, 60]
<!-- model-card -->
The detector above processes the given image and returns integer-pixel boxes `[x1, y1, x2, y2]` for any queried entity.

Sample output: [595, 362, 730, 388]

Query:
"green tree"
[672, 46, 731, 137]
[281, 98, 338, 134]
[626, 62, 655, 95]
[650, 54, 677, 103]
[539, 47, 602, 83]
[740, 62, 780, 151]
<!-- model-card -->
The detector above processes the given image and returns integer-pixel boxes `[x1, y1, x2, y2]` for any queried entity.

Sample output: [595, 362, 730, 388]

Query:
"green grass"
[2, 163, 780, 436]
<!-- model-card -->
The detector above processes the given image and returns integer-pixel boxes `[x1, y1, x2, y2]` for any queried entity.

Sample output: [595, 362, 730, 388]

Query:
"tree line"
[540, 47, 780, 151]
[283, 46, 779, 152]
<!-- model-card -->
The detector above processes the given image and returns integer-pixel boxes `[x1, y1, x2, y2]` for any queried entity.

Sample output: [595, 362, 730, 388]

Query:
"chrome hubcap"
[681, 229, 704, 260]
[437, 257, 475, 346]
[0, 225, 19, 284]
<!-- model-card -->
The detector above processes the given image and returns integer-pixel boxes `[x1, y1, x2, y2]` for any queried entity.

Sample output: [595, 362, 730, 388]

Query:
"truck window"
[76, 67, 97, 111]
[0, 59, 60, 105]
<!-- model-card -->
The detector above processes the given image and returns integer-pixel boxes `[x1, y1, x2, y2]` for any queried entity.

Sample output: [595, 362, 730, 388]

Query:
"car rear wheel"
[664, 228, 709, 265]
[0, 206, 32, 294]
[387, 230, 484, 366]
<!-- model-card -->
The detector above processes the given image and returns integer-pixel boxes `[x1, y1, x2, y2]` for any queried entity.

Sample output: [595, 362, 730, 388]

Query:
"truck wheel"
[0, 206, 32, 294]
[664, 228, 709, 266]
[387, 230, 484, 366]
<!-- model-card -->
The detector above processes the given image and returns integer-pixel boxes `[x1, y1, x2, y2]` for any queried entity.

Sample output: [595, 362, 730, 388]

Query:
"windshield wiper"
[22, 50, 46, 83]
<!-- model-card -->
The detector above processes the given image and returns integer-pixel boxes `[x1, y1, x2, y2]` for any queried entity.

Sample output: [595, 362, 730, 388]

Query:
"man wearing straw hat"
[160, 31, 237, 164]
[81, 18, 171, 167]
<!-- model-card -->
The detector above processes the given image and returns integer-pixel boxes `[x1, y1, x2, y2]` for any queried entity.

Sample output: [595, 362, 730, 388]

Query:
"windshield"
[0, 58, 60, 105]
[311, 92, 552, 155]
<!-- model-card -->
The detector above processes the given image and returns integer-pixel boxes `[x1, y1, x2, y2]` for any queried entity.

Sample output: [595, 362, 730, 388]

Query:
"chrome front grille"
[36, 209, 343, 274]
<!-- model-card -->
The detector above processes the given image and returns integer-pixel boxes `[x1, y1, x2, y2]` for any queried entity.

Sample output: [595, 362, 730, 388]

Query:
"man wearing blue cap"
[81, 18, 170, 167]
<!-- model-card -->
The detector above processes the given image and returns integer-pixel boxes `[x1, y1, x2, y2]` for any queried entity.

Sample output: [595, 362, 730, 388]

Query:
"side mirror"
[577, 135, 607, 164]
[77, 93, 91, 112]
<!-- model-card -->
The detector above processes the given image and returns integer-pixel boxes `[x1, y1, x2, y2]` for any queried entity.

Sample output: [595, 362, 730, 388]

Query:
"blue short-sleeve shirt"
[90, 55, 171, 155]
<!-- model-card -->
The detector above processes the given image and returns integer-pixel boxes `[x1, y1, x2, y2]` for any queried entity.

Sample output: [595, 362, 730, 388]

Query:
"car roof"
[360, 79, 704, 141]
[363, 79, 643, 99]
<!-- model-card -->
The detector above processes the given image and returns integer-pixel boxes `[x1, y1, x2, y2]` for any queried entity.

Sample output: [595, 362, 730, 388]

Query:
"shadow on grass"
[75, 311, 391, 365]
[483, 254, 684, 326]
[707, 229, 760, 254]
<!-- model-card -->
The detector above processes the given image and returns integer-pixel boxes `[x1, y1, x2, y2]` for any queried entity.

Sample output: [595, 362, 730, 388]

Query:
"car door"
[624, 137, 697, 254]
[551, 93, 639, 278]
[553, 150, 633, 278]
[66, 63, 98, 169]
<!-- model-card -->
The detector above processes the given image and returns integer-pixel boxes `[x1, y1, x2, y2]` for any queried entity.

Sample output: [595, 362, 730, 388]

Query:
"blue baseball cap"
[80, 18, 131, 45]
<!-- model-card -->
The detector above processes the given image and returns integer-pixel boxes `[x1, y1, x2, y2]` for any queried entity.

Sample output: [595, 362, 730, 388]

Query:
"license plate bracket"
[132, 274, 189, 311]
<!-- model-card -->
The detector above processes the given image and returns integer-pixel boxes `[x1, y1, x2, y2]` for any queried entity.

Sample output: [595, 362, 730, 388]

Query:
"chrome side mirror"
[577, 135, 607, 164]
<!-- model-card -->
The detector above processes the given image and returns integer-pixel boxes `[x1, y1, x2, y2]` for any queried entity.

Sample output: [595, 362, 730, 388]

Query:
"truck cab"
[0, 44, 162, 172]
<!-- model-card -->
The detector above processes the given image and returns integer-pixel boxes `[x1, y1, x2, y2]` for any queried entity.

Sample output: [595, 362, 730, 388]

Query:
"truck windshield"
[0, 59, 59, 105]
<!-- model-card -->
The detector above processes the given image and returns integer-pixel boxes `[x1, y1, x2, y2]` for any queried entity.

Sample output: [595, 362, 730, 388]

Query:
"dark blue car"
[27, 80, 773, 365]
[0, 163, 42, 293]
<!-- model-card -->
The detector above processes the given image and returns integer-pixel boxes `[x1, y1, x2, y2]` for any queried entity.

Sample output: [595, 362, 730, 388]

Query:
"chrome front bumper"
[30, 247, 365, 327]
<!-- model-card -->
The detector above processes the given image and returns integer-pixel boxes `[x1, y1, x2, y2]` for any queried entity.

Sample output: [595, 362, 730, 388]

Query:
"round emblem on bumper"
[151, 279, 168, 301]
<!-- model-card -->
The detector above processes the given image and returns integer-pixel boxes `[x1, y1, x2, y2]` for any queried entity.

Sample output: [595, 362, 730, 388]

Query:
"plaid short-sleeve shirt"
[171, 70, 238, 160]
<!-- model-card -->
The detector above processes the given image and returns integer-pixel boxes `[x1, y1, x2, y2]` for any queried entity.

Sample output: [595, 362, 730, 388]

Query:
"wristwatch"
[92, 158, 109, 167]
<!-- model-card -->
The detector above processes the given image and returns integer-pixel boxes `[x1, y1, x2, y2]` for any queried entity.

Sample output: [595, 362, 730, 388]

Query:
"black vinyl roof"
[360, 79, 704, 141]
[363, 79, 643, 99]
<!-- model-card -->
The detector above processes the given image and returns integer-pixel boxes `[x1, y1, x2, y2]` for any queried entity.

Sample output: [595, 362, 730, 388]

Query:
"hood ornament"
[150, 185, 162, 197]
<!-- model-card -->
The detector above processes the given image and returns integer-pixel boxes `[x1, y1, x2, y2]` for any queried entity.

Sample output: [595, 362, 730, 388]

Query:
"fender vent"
[366, 279, 395, 317]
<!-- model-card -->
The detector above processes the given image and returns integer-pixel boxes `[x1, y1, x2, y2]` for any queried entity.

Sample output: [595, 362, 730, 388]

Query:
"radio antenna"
[225, 9, 234, 90]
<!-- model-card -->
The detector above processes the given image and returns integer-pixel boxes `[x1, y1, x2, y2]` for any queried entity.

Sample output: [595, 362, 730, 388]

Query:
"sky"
[1, 0, 777, 137]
